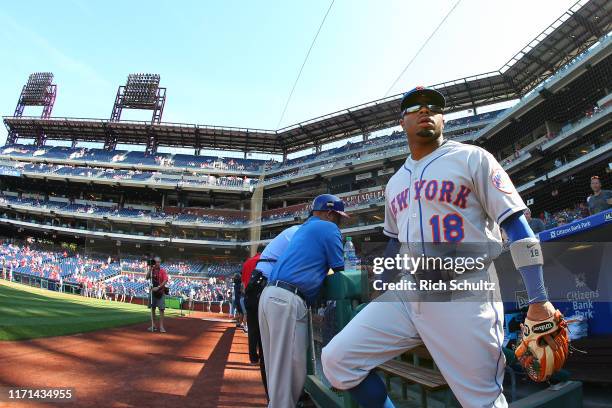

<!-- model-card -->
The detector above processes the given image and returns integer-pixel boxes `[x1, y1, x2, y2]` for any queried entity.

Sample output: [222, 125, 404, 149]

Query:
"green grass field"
[0, 280, 178, 341]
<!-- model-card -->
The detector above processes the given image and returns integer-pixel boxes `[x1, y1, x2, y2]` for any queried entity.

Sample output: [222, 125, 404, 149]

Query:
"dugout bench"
[377, 346, 452, 408]
[376, 346, 525, 407]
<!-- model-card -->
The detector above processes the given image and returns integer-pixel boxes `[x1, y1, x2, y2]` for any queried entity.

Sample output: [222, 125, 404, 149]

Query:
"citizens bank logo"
[550, 231, 556, 238]
[605, 212, 612, 222]
[574, 272, 587, 288]
[532, 321, 554, 333]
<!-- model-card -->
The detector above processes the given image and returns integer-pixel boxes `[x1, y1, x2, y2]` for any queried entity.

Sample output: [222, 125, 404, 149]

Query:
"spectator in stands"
[578, 202, 590, 218]
[146, 256, 169, 333]
[587, 176, 612, 215]
[524, 208, 545, 234]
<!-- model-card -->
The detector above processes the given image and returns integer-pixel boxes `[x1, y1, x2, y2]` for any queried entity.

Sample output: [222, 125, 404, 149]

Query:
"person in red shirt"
[242, 252, 271, 399]
[146, 256, 169, 333]
[241, 253, 261, 352]
[242, 253, 260, 290]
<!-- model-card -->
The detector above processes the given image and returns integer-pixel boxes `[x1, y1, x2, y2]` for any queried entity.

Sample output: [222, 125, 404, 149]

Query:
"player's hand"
[526, 301, 558, 350]
[527, 301, 555, 320]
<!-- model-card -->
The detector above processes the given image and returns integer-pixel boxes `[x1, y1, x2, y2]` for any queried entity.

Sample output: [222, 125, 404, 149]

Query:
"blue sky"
[0, 0, 579, 152]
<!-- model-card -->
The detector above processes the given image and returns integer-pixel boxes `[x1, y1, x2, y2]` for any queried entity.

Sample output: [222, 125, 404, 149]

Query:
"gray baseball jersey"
[384, 140, 526, 245]
[323, 140, 526, 408]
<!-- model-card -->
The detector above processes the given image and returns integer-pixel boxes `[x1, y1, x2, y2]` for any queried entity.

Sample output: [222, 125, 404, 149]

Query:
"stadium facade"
[0, 0, 609, 276]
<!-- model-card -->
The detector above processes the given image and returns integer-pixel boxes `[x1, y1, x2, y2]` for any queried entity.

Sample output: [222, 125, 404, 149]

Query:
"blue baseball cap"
[311, 194, 349, 218]
[400, 86, 446, 112]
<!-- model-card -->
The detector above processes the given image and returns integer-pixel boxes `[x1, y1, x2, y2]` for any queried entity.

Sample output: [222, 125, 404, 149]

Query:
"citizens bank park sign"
[539, 209, 612, 242]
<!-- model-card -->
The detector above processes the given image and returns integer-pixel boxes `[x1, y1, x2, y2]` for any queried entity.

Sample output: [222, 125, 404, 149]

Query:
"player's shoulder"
[444, 139, 492, 157]
[279, 225, 300, 238]
[284, 224, 301, 235]
[445, 140, 502, 169]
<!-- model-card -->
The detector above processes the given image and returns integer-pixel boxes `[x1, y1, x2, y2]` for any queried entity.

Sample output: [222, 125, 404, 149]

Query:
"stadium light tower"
[8, 72, 57, 146]
[109, 73, 166, 154]
[110, 73, 166, 124]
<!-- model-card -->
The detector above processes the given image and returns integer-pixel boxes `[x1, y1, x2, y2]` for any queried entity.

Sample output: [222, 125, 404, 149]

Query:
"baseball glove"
[514, 310, 570, 382]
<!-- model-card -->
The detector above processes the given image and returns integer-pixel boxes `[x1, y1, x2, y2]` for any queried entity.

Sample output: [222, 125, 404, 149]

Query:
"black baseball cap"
[400, 86, 446, 112]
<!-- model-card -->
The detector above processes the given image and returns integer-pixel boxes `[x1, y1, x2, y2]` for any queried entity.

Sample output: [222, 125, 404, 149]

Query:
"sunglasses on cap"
[401, 104, 444, 116]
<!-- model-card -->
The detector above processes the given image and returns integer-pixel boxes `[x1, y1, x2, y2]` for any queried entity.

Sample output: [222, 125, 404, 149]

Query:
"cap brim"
[401, 89, 446, 111]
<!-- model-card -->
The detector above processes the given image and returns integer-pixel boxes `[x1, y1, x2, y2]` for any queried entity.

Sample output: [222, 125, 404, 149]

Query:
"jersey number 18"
[429, 213, 464, 242]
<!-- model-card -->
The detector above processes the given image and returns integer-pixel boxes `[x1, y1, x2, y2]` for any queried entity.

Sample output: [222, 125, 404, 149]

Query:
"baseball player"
[322, 87, 567, 408]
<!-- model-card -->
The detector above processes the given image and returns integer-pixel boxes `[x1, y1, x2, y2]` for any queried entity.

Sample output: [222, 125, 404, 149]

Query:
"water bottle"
[343, 237, 358, 273]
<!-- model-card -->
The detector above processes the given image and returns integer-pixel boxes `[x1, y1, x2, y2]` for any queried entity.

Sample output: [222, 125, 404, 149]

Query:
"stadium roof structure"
[4, 0, 611, 155]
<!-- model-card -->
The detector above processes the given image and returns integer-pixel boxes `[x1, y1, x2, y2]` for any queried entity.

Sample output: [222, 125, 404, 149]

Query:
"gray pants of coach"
[258, 285, 308, 408]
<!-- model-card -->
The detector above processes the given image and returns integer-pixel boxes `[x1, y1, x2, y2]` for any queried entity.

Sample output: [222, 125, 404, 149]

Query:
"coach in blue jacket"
[259, 194, 348, 408]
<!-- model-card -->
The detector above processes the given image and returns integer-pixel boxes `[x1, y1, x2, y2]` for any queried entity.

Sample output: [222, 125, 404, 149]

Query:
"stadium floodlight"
[110, 73, 167, 124]
[13, 72, 57, 118]
[8, 73, 57, 146]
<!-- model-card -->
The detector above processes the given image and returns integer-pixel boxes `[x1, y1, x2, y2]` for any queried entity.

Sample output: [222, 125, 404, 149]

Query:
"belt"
[269, 280, 306, 302]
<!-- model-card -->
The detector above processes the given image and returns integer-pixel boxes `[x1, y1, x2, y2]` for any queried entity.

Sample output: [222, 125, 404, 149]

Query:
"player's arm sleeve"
[501, 212, 548, 304]
[325, 226, 345, 271]
[380, 238, 401, 283]
[470, 148, 527, 225]
[383, 185, 399, 239]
